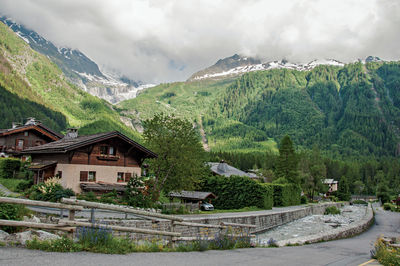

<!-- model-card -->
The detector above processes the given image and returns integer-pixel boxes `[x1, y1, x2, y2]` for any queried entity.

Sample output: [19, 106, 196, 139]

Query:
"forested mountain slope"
[0, 21, 140, 140]
[204, 62, 400, 156]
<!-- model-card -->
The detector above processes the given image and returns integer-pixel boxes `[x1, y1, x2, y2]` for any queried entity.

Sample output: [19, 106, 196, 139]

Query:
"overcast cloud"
[1, 0, 399, 83]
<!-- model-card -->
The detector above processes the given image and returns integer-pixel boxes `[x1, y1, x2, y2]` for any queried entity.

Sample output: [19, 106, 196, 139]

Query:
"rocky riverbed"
[256, 205, 367, 245]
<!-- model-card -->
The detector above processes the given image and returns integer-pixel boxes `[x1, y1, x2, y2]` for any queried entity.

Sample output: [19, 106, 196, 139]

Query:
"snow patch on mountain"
[191, 57, 345, 81]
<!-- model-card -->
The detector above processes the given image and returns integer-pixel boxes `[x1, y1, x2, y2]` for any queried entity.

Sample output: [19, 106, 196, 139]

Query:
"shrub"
[300, 195, 308, 204]
[201, 175, 273, 210]
[352, 199, 368, 205]
[324, 206, 341, 215]
[26, 177, 74, 202]
[76, 226, 113, 248]
[0, 203, 30, 233]
[372, 237, 400, 265]
[383, 203, 391, 210]
[0, 158, 21, 178]
[16, 179, 33, 192]
[124, 175, 153, 208]
[265, 183, 301, 207]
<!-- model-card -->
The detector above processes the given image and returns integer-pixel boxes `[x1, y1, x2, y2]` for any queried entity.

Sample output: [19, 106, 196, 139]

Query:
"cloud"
[1, 0, 400, 83]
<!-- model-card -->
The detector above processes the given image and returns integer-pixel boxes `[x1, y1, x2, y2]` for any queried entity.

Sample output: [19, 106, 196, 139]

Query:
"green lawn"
[0, 178, 25, 192]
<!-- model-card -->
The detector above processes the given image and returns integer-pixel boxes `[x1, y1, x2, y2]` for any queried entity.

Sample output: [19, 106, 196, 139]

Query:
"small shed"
[169, 190, 217, 204]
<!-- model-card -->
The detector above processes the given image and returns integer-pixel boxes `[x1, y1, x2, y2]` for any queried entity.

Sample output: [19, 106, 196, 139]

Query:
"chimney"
[217, 160, 228, 173]
[12, 122, 22, 129]
[64, 128, 78, 139]
[25, 117, 38, 126]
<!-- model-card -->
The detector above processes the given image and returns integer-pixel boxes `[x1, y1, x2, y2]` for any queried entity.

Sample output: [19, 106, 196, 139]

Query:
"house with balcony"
[22, 129, 157, 193]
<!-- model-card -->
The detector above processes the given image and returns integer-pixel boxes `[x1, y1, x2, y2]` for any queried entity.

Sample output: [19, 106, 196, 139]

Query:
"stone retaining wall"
[104, 202, 343, 239]
[275, 203, 374, 247]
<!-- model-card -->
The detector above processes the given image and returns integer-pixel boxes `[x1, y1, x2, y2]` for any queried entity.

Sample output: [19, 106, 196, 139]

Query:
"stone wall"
[275, 203, 374, 246]
[103, 202, 343, 239]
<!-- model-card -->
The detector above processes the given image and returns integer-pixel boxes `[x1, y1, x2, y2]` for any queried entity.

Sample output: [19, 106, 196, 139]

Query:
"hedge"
[264, 183, 301, 207]
[0, 158, 21, 179]
[201, 175, 273, 210]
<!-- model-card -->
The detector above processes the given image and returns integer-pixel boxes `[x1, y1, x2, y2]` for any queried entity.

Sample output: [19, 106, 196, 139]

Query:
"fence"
[0, 197, 255, 245]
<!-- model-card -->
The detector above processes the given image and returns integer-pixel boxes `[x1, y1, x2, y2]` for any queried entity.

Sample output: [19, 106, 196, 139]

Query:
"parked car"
[200, 202, 214, 211]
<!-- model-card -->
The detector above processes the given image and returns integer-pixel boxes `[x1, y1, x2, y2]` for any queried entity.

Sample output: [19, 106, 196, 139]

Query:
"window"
[100, 146, 116, 156]
[57, 171, 62, 178]
[80, 171, 88, 182]
[80, 171, 96, 182]
[117, 172, 124, 182]
[24, 132, 29, 137]
[125, 173, 132, 182]
[16, 139, 24, 149]
[35, 140, 43, 146]
[88, 171, 96, 182]
[100, 146, 108, 155]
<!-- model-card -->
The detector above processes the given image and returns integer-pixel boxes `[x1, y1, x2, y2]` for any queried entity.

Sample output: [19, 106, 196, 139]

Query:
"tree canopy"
[143, 113, 207, 200]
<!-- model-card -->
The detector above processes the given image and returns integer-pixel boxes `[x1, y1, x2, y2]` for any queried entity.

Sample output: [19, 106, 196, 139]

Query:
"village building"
[323, 179, 338, 195]
[0, 118, 63, 158]
[208, 160, 257, 178]
[22, 129, 157, 194]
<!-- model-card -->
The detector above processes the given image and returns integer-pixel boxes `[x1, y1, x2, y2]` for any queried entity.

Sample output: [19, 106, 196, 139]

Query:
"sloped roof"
[28, 161, 57, 170]
[22, 131, 157, 158]
[323, 179, 338, 184]
[208, 162, 255, 178]
[169, 191, 217, 201]
[0, 124, 63, 140]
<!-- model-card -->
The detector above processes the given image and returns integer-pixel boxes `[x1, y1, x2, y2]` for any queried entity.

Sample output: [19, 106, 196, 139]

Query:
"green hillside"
[0, 22, 140, 140]
[205, 63, 400, 157]
[119, 60, 400, 157]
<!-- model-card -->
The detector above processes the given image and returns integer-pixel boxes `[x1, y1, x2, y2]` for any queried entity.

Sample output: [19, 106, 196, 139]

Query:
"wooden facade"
[0, 123, 62, 157]
[24, 131, 156, 193]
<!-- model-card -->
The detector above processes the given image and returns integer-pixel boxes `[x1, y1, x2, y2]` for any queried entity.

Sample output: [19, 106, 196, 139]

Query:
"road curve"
[0, 204, 399, 266]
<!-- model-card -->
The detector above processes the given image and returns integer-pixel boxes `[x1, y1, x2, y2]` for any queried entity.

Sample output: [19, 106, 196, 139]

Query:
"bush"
[266, 183, 301, 207]
[372, 237, 400, 266]
[300, 195, 308, 204]
[0, 158, 21, 178]
[124, 175, 153, 208]
[0, 203, 30, 233]
[201, 175, 273, 210]
[26, 177, 74, 202]
[16, 179, 33, 192]
[352, 199, 368, 205]
[324, 206, 341, 215]
[383, 203, 400, 212]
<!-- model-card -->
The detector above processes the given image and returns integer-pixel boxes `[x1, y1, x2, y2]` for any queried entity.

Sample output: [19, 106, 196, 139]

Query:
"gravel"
[256, 205, 367, 245]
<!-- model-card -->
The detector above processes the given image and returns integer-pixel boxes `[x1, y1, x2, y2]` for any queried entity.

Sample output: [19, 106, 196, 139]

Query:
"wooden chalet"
[22, 129, 157, 193]
[169, 191, 217, 204]
[0, 118, 63, 158]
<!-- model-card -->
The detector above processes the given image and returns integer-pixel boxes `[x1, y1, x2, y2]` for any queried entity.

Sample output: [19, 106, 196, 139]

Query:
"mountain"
[0, 17, 149, 103]
[0, 20, 140, 140]
[119, 55, 400, 157]
[189, 54, 344, 81]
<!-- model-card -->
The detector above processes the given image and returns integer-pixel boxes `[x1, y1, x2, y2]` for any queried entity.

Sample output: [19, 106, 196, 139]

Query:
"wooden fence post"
[69, 210, 75, 221]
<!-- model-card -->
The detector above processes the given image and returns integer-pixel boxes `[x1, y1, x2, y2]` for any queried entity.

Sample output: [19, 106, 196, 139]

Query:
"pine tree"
[275, 135, 299, 184]
[337, 176, 351, 201]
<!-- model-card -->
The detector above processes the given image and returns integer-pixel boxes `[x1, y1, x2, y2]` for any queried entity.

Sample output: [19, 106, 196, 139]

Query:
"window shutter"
[80, 171, 88, 182]
[125, 173, 132, 182]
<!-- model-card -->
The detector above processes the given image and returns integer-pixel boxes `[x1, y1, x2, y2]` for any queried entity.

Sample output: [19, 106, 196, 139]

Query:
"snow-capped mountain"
[189, 55, 345, 81]
[0, 16, 151, 103]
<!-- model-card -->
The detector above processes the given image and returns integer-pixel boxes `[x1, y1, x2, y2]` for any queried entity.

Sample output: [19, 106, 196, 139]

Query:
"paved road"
[1, 204, 399, 266]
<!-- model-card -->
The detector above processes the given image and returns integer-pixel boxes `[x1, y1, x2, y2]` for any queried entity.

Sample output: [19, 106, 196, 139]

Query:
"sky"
[1, 0, 400, 83]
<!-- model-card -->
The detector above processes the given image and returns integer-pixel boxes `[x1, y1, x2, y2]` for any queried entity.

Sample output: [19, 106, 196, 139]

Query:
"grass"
[371, 236, 400, 265]
[0, 178, 25, 192]
[26, 228, 252, 254]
